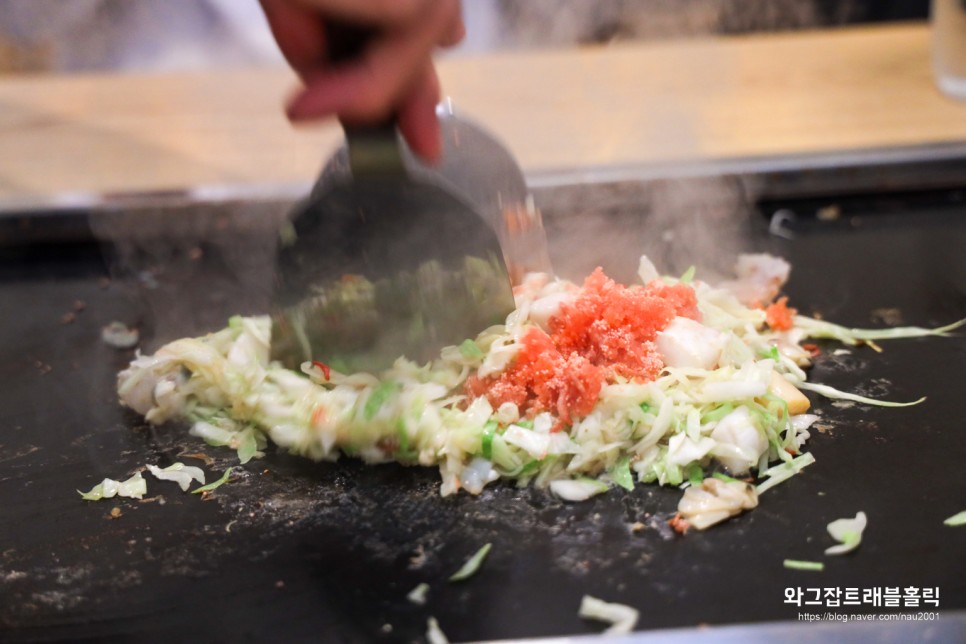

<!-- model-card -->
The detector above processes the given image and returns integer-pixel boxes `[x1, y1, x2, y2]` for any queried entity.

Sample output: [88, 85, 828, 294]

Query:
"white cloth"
[0, 0, 284, 72]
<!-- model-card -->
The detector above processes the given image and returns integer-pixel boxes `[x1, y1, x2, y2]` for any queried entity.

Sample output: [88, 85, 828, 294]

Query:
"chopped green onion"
[700, 403, 734, 424]
[679, 266, 696, 284]
[944, 510, 966, 527]
[639, 402, 652, 414]
[797, 382, 925, 408]
[784, 559, 824, 572]
[237, 428, 260, 464]
[458, 339, 484, 360]
[519, 459, 541, 476]
[191, 467, 234, 494]
[686, 464, 704, 487]
[364, 381, 399, 420]
[610, 456, 634, 491]
[665, 463, 683, 487]
[449, 543, 492, 582]
[394, 419, 418, 461]
[480, 421, 497, 460]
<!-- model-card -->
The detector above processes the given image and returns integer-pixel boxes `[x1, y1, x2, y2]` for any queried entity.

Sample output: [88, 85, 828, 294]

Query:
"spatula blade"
[270, 168, 515, 373]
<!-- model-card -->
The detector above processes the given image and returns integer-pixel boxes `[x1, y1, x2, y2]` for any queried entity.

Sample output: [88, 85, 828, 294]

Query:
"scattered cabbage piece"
[449, 543, 492, 582]
[146, 462, 205, 492]
[550, 478, 609, 502]
[797, 382, 925, 408]
[756, 453, 816, 495]
[944, 511, 966, 527]
[825, 511, 867, 555]
[78, 472, 146, 501]
[407, 582, 430, 605]
[637, 255, 660, 284]
[783, 559, 824, 572]
[608, 456, 634, 491]
[426, 617, 449, 644]
[101, 321, 139, 349]
[191, 467, 234, 494]
[794, 316, 965, 345]
[678, 478, 758, 530]
[578, 595, 639, 635]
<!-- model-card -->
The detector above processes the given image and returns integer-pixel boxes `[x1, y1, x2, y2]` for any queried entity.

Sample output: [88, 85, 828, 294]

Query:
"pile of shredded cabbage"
[117, 254, 961, 529]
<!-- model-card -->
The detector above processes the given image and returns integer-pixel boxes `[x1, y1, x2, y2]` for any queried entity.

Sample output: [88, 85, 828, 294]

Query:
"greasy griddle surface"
[1, 205, 964, 642]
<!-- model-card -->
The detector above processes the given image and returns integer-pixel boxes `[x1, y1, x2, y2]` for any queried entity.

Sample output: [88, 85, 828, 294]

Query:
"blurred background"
[0, 0, 931, 75]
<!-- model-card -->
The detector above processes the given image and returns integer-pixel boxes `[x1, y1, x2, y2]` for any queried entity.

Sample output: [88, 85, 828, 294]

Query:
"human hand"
[259, 0, 464, 162]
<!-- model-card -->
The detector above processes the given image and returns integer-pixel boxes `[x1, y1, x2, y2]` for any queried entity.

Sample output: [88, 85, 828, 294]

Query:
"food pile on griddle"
[116, 254, 959, 530]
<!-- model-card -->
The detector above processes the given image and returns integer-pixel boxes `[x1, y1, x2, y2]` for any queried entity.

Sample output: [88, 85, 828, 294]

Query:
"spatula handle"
[324, 21, 406, 177]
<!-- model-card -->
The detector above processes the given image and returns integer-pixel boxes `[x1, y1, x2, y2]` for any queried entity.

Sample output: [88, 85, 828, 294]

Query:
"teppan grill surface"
[1, 183, 964, 643]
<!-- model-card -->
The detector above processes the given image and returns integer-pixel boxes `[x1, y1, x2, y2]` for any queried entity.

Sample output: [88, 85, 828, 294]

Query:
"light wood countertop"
[1, 23, 965, 205]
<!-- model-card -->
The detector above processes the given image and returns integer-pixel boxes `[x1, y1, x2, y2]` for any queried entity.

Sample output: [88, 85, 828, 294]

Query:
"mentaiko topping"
[465, 269, 698, 428]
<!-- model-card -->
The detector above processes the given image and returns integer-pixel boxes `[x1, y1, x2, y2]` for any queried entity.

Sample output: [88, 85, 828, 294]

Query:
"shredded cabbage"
[449, 543, 492, 582]
[825, 511, 867, 555]
[78, 472, 147, 501]
[407, 582, 430, 605]
[116, 254, 955, 528]
[550, 478, 609, 502]
[426, 617, 449, 644]
[756, 452, 816, 495]
[146, 462, 205, 492]
[578, 595, 639, 635]
[944, 511, 966, 527]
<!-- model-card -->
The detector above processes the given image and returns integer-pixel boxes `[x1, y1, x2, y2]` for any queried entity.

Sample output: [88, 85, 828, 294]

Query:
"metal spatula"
[269, 115, 518, 373]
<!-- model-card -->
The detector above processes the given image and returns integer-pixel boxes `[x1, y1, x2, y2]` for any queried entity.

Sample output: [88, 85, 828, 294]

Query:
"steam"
[645, 177, 751, 281]
[504, 0, 857, 285]
[535, 175, 752, 286]
[88, 197, 288, 350]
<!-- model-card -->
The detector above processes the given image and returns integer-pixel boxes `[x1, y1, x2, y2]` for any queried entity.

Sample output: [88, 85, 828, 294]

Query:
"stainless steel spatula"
[270, 118, 517, 373]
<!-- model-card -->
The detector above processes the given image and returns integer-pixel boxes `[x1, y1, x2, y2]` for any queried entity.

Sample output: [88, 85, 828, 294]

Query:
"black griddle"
[1, 188, 964, 643]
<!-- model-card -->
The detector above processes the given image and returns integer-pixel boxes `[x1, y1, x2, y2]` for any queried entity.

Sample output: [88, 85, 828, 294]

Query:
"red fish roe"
[466, 327, 604, 428]
[550, 269, 699, 381]
[765, 296, 797, 331]
[467, 267, 700, 427]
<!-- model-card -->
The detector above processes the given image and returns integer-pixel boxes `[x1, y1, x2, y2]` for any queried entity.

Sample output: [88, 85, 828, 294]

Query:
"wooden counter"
[1, 23, 965, 204]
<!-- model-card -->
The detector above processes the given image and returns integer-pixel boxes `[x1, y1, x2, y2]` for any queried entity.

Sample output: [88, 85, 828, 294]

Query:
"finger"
[290, 0, 431, 27]
[287, 0, 458, 122]
[259, 0, 326, 79]
[396, 65, 442, 162]
[438, 4, 465, 48]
